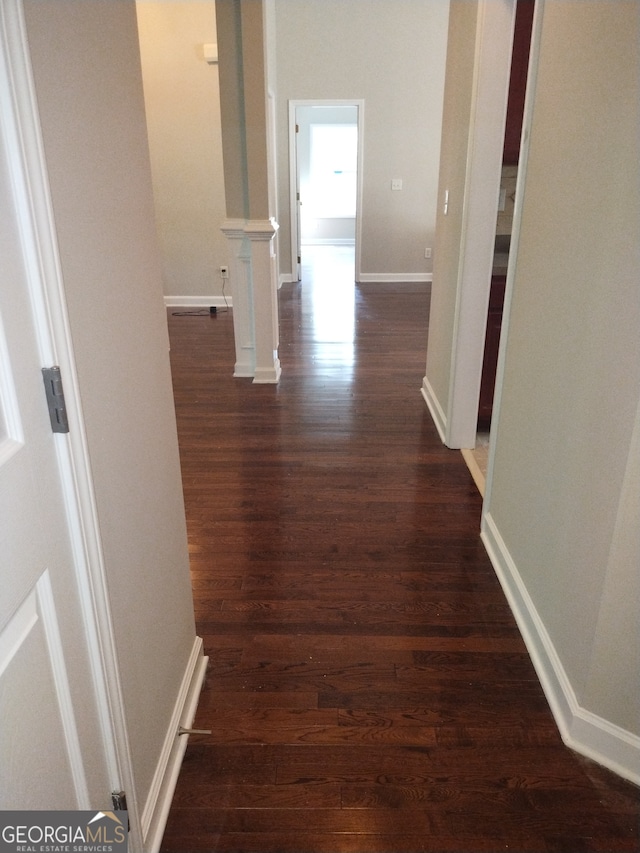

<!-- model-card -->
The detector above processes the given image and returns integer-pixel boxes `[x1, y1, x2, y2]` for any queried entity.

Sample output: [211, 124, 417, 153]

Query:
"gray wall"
[424, 1, 479, 417]
[24, 0, 197, 812]
[486, 0, 640, 758]
[274, 0, 449, 281]
[137, 2, 228, 303]
[135, 0, 449, 294]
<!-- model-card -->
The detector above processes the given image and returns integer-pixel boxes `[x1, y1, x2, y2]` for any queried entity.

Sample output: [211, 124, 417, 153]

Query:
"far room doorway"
[289, 100, 364, 284]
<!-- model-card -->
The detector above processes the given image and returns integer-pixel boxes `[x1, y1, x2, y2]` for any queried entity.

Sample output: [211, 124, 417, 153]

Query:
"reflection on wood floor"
[162, 246, 638, 852]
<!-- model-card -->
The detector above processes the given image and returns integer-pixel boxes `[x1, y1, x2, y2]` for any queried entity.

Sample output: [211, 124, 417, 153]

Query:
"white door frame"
[1, 0, 137, 843]
[482, 0, 543, 505]
[288, 99, 365, 281]
[443, 0, 517, 450]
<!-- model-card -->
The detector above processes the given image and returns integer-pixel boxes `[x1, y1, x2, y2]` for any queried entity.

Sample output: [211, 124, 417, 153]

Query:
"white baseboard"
[357, 273, 432, 284]
[279, 273, 298, 287]
[278, 272, 432, 287]
[164, 295, 232, 309]
[421, 376, 447, 444]
[301, 238, 355, 246]
[481, 513, 640, 786]
[142, 637, 208, 853]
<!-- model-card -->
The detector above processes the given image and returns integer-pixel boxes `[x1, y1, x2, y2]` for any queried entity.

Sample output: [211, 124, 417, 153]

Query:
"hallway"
[161, 253, 638, 852]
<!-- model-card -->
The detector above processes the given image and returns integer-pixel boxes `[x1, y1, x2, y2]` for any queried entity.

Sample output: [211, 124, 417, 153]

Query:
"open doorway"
[289, 100, 364, 283]
[300, 115, 357, 245]
[462, 0, 535, 496]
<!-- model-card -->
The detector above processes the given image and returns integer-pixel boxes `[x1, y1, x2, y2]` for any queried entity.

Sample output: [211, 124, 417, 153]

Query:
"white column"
[221, 218, 255, 378]
[245, 218, 281, 384]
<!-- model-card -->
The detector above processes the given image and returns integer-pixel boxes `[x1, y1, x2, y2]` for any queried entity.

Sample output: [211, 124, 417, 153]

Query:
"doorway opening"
[288, 100, 364, 284]
[302, 119, 357, 245]
[462, 0, 535, 496]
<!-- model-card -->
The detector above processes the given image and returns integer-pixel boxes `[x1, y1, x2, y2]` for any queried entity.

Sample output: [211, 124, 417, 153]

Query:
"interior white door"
[0, 77, 109, 811]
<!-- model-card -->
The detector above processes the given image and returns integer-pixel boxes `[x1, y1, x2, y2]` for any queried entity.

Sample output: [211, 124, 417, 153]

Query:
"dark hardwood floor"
[162, 247, 638, 852]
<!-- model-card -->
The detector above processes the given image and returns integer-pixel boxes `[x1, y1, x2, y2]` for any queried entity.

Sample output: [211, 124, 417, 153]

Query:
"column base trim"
[253, 359, 282, 384]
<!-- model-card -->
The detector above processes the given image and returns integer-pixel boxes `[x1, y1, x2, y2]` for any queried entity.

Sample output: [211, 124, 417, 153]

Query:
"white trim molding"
[142, 637, 208, 853]
[244, 218, 281, 384]
[36, 571, 91, 808]
[221, 218, 255, 378]
[220, 217, 282, 383]
[164, 295, 233, 310]
[420, 377, 447, 445]
[481, 513, 640, 786]
[358, 273, 432, 284]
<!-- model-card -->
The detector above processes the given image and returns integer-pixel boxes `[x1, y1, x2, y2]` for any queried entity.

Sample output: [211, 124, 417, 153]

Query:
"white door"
[0, 34, 110, 810]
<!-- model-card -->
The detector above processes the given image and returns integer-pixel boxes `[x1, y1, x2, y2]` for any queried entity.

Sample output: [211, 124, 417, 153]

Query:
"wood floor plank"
[195, 690, 320, 710]
[170, 782, 343, 810]
[161, 249, 639, 852]
[163, 807, 444, 839]
[160, 833, 555, 853]
[188, 722, 438, 748]
[235, 633, 530, 657]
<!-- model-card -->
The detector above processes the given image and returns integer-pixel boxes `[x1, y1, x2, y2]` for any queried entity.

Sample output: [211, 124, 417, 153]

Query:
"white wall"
[136, 2, 228, 306]
[274, 0, 449, 283]
[483, 0, 640, 781]
[23, 0, 199, 820]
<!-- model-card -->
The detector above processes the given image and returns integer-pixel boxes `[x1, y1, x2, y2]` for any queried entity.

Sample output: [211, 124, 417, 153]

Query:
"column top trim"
[245, 218, 279, 239]
[221, 218, 279, 239]
[220, 218, 247, 238]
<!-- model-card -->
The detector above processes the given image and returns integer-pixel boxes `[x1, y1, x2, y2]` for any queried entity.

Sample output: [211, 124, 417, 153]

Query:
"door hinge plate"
[42, 366, 69, 433]
[111, 790, 130, 831]
[112, 791, 127, 812]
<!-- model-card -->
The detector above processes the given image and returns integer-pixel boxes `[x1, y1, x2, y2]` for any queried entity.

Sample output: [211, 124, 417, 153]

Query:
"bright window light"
[308, 124, 357, 218]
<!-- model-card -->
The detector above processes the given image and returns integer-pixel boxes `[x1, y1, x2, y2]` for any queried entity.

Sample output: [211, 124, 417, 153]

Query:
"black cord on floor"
[172, 306, 229, 316]
[171, 276, 231, 317]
